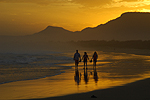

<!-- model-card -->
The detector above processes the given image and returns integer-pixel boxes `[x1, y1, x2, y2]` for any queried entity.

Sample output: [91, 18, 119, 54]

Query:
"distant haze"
[30, 12, 150, 41]
[1, 12, 150, 53]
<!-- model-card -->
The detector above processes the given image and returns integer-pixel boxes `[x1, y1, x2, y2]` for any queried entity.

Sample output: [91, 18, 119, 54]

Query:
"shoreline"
[27, 49, 150, 100]
[95, 46, 150, 56]
[1, 50, 150, 100]
[28, 78, 150, 100]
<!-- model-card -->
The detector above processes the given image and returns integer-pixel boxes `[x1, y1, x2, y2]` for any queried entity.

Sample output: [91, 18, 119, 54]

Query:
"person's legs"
[84, 60, 87, 69]
[85, 61, 87, 69]
[95, 61, 96, 66]
[83, 61, 85, 69]
[75, 60, 79, 69]
[93, 61, 96, 69]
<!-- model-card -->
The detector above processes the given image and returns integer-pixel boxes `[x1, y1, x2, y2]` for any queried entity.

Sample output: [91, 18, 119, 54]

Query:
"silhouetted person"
[93, 67, 98, 83]
[92, 51, 98, 67]
[74, 50, 81, 69]
[82, 52, 89, 69]
[84, 68, 89, 84]
[74, 69, 81, 85]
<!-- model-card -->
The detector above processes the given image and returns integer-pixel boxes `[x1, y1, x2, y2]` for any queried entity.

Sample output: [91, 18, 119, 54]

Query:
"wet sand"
[29, 78, 150, 100]
[0, 63, 139, 100]
[1, 50, 150, 100]
[28, 50, 150, 100]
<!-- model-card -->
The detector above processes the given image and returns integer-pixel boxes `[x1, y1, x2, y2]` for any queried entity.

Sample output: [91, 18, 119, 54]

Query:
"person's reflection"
[74, 69, 81, 85]
[93, 66, 98, 83]
[84, 68, 89, 84]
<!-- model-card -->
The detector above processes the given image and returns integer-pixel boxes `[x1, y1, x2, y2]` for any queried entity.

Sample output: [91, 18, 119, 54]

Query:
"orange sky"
[0, 0, 150, 36]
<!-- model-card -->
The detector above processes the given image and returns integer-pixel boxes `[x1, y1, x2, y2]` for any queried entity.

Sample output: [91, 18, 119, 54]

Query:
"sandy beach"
[28, 78, 150, 100]
[1, 49, 150, 100]
[28, 49, 150, 100]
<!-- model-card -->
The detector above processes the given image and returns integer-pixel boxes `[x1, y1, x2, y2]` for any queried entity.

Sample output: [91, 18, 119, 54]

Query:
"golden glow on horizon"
[139, 8, 150, 12]
[0, 0, 150, 35]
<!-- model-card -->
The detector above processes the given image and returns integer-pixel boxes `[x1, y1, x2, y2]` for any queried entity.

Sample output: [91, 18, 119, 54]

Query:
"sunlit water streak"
[0, 51, 150, 99]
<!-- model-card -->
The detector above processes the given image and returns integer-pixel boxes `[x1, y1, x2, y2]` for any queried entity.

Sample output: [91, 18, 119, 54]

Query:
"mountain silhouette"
[1, 12, 150, 52]
[32, 12, 150, 41]
[29, 26, 73, 41]
[1, 12, 150, 42]
[81, 12, 150, 40]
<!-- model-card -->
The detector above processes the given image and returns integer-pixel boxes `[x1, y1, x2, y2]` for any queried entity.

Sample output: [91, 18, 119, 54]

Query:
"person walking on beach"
[74, 50, 81, 69]
[82, 52, 89, 69]
[92, 51, 98, 67]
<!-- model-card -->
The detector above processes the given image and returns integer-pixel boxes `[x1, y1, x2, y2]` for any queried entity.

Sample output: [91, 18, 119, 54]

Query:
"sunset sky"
[0, 0, 150, 36]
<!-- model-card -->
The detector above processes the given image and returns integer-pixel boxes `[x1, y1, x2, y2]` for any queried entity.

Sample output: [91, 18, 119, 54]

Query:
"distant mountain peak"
[33, 25, 72, 36]
[120, 12, 150, 20]
[121, 12, 150, 16]
[45, 26, 64, 29]
[32, 12, 150, 41]
[43, 26, 68, 32]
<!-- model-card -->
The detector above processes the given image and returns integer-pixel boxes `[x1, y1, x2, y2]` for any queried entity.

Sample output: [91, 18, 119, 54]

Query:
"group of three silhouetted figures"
[73, 50, 98, 69]
[74, 50, 98, 85]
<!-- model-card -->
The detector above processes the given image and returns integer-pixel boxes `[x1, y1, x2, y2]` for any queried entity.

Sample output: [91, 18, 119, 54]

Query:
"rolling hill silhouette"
[1, 12, 149, 42]
[31, 26, 74, 41]
[32, 12, 150, 41]
[1, 12, 150, 52]
[81, 12, 150, 40]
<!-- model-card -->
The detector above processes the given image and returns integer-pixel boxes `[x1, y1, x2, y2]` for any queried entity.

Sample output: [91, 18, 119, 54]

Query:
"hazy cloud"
[67, 0, 146, 7]
[0, 0, 147, 7]
[70, 0, 113, 7]
[0, 0, 69, 5]
[121, 0, 141, 2]
[0, 0, 115, 7]
[102, 0, 150, 8]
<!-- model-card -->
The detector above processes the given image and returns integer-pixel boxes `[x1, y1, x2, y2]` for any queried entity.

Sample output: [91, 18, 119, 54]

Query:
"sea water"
[1, 50, 150, 86]
[0, 52, 73, 84]
[1, 50, 150, 99]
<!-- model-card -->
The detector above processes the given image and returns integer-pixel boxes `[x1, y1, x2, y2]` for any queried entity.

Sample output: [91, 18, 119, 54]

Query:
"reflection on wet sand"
[93, 66, 98, 83]
[84, 68, 89, 84]
[74, 65, 99, 85]
[74, 69, 81, 85]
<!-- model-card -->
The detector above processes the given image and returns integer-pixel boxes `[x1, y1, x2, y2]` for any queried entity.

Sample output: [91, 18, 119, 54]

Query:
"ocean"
[1, 50, 150, 99]
[0, 52, 73, 84]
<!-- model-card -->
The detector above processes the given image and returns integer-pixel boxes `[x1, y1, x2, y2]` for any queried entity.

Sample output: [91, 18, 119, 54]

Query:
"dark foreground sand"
[28, 78, 150, 100]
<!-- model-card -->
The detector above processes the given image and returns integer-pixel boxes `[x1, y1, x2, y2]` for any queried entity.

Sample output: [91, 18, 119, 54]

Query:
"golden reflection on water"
[70, 51, 150, 94]
[1, 51, 150, 99]
[74, 66, 98, 85]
